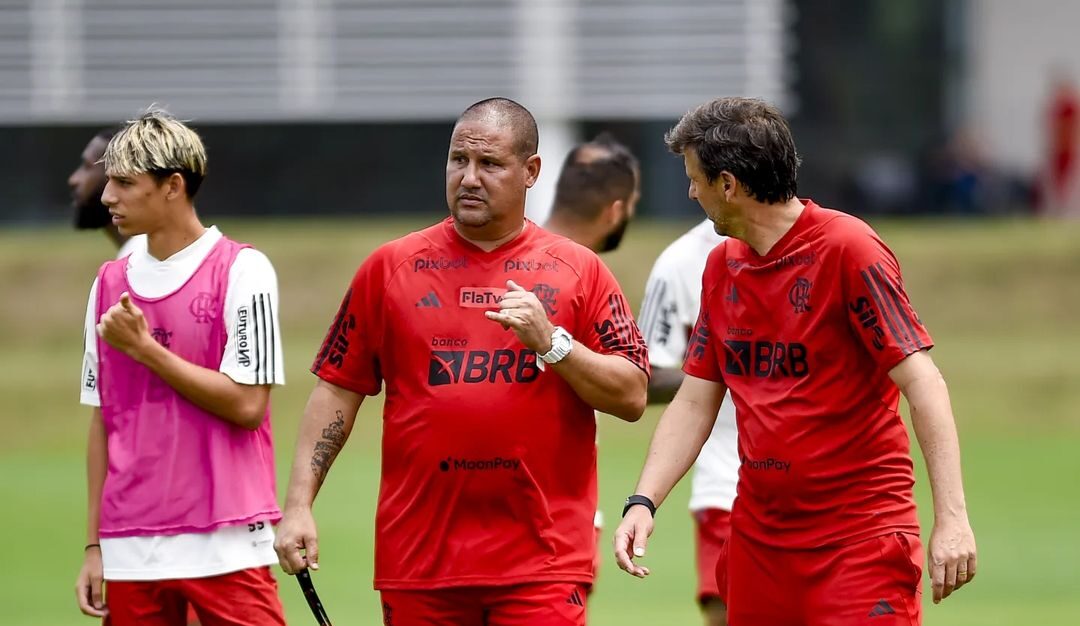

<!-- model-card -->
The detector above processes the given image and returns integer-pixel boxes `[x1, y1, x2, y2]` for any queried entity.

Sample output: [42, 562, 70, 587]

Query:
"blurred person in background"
[615, 97, 977, 625]
[636, 218, 736, 626]
[543, 132, 641, 592]
[67, 126, 146, 258]
[75, 109, 286, 626]
[1039, 75, 1080, 217]
[274, 97, 649, 626]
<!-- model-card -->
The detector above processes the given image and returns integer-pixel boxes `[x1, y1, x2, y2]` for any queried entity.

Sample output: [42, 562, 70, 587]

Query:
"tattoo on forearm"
[310, 410, 347, 484]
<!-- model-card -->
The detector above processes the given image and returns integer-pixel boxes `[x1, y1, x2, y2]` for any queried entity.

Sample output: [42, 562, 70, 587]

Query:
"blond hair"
[103, 106, 208, 197]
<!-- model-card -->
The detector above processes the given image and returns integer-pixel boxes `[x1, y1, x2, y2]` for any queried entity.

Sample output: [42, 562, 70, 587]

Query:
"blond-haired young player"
[74, 109, 286, 625]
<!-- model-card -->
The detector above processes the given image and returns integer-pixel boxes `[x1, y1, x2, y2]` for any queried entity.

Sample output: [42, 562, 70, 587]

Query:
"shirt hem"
[99, 510, 281, 539]
[374, 571, 593, 590]
[104, 557, 278, 582]
[735, 521, 921, 551]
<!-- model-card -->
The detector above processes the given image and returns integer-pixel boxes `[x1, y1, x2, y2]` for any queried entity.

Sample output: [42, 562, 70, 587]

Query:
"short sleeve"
[578, 257, 650, 375]
[221, 249, 286, 386]
[311, 250, 387, 396]
[841, 224, 933, 370]
[638, 255, 697, 369]
[80, 278, 101, 407]
[681, 252, 725, 383]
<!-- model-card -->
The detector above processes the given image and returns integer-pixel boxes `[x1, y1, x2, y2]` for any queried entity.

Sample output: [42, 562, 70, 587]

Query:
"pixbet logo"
[503, 258, 559, 272]
[413, 256, 468, 272]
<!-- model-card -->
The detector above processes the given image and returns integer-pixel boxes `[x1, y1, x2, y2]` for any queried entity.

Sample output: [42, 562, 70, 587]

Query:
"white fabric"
[638, 220, 739, 512]
[101, 521, 277, 581]
[79, 226, 283, 580]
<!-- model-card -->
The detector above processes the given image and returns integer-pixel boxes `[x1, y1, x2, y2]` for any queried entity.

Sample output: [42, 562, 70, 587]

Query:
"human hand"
[613, 506, 653, 578]
[274, 507, 320, 575]
[484, 280, 555, 353]
[928, 513, 977, 603]
[96, 292, 153, 359]
[75, 545, 107, 618]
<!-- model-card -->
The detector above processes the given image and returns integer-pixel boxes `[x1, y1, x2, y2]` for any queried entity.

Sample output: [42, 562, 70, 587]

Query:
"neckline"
[443, 217, 535, 257]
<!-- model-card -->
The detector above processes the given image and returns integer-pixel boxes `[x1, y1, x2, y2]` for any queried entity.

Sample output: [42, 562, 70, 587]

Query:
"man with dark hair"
[67, 127, 145, 257]
[545, 133, 640, 253]
[615, 97, 976, 625]
[275, 98, 649, 625]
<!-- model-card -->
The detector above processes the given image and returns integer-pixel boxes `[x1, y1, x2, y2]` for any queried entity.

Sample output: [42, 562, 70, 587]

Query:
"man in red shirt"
[275, 97, 649, 625]
[613, 97, 976, 625]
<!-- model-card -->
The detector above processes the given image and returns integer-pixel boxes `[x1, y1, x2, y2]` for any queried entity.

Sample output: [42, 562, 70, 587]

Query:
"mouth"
[458, 194, 485, 208]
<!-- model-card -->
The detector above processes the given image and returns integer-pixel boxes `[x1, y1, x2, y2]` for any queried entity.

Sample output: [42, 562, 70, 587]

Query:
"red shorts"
[693, 508, 732, 605]
[104, 566, 285, 626]
[380, 582, 588, 626]
[727, 530, 923, 626]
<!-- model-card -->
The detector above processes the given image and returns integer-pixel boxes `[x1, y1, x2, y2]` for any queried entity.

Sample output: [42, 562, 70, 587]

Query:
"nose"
[101, 180, 118, 207]
[67, 170, 80, 189]
[461, 162, 481, 188]
[688, 181, 698, 201]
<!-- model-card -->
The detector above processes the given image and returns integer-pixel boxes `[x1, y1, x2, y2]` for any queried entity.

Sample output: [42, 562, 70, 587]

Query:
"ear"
[604, 199, 626, 225]
[164, 172, 186, 201]
[524, 154, 541, 189]
[718, 171, 738, 202]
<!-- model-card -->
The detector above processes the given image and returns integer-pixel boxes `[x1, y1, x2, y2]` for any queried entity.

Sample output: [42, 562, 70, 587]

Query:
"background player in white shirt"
[637, 219, 737, 626]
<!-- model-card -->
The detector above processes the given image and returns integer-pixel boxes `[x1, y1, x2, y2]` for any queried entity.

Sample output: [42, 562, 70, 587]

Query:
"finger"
[96, 322, 105, 338]
[485, 310, 522, 329]
[305, 536, 320, 571]
[275, 538, 303, 575]
[942, 558, 958, 600]
[632, 523, 648, 559]
[931, 559, 944, 604]
[506, 279, 526, 292]
[91, 574, 105, 611]
[966, 553, 977, 584]
[612, 529, 634, 572]
[120, 292, 133, 311]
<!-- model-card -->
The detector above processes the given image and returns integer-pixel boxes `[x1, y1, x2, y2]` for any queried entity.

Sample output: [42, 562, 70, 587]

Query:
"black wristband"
[622, 494, 657, 518]
[84, 543, 100, 551]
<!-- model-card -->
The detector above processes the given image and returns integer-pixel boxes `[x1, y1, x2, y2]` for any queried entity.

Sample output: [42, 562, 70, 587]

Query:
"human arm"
[891, 351, 976, 604]
[96, 292, 270, 429]
[486, 279, 647, 421]
[75, 408, 107, 618]
[274, 380, 364, 574]
[646, 368, 684, 404]
[612, 375, 727, 577]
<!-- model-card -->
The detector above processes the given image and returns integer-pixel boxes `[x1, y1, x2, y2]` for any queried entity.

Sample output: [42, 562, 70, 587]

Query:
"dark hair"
[665, 97, 800, 204]
[458, 97, 539, 158]
[551, 134, 638, 221]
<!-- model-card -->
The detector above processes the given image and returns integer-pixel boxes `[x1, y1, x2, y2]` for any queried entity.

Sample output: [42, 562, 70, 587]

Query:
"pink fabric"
[95, 237, 280, 538]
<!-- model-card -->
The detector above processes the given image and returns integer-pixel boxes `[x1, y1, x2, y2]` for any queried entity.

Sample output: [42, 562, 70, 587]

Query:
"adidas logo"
[565, 588, 584, 608]
[416, 291, 441, 308]
[868, 599, 896, 617]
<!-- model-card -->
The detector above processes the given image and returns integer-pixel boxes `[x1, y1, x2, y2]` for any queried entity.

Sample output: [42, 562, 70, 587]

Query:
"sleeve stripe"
[256, 294, 266, 385]
[861, 267, 915, 353]
[266, 295, 277, 384]
[638, 279, 668, 345]
[609, 293, 649, 371]
[874, 262, 928, 352]
[249, 295, 260, 384]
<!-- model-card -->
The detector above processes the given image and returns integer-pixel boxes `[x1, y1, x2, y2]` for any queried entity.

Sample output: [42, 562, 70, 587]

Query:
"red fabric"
[684, 200, 930, 550]
[726, 530, 923, 625]
[104, 566, 285, 626]
[312, 218, 648, 589]
[379, 583, 588, 626]
[693, 508, 731, 605]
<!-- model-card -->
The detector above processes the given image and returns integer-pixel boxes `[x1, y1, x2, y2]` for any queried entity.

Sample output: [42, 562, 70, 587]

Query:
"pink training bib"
[95, 237, 280, 538]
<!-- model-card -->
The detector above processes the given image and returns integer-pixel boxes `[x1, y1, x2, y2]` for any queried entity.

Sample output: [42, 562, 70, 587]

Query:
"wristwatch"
[622, 494, 657, 518]
[539, 326, 573, 364]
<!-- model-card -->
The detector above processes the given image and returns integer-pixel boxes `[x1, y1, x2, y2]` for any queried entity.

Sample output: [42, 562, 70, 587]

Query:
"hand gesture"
[96, 292, 152, 358]
[75, 545, 107, 617]
[613, 506, 653, 578]
[484, 280, 555, 353]
[928, 514, 977, 603]
[275, 507, 320, 575]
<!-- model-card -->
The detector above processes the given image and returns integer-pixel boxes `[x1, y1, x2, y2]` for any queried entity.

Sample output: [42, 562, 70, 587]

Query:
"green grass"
[0, 217, 1078, 625]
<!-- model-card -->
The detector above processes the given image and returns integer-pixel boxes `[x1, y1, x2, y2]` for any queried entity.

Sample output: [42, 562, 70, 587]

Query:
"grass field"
[0, 216, 1078, 625]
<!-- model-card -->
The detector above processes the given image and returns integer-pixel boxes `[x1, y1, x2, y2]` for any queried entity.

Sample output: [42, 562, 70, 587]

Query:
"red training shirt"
[684, 200, 931, 549]
[313, 218, 649, 589]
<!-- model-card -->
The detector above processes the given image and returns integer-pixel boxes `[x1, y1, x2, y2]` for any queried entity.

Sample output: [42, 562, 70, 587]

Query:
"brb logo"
[724, 340, 809, 378]
[428, 349, 541, 385]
